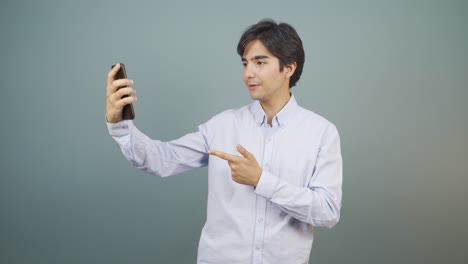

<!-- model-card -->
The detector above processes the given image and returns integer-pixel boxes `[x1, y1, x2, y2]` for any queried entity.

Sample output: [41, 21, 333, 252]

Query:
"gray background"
[1, 0, 467, 263]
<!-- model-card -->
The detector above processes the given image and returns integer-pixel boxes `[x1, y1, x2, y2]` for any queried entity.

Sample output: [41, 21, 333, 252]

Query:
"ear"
[284, 62, 297, 79]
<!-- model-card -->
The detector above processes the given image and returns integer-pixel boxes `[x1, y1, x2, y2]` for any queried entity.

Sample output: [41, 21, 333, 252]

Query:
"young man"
[106, 19, 342, 264]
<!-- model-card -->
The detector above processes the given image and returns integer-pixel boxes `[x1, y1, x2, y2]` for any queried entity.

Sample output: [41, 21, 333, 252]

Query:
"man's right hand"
[106, 63, 137, 123]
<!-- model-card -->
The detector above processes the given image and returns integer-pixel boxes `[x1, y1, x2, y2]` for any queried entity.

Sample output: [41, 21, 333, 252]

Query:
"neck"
[260, 92, 291, 126]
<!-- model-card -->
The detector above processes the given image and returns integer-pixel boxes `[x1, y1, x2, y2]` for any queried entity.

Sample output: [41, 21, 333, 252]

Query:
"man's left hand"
[209, 145, 262, 187]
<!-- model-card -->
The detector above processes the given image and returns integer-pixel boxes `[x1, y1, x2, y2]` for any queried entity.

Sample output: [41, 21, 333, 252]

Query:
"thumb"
[236, 144, 252, 159]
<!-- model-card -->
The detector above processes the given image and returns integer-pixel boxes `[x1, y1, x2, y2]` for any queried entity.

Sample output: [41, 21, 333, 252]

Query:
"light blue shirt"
[107, 95, 343, 264]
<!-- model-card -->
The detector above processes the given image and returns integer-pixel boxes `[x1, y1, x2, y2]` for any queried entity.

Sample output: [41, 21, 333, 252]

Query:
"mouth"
[247, 83, 260, 90]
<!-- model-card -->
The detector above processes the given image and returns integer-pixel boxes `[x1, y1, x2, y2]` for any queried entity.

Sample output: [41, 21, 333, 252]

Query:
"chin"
[249, 93, 261, 101]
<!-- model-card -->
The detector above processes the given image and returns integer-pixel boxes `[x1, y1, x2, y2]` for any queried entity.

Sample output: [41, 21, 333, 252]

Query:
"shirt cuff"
[106, 118, 133, 137]
[255, 170, 280, 199]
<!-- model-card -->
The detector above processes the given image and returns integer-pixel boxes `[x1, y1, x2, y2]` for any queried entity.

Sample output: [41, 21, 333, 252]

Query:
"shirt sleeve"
[255, 124, 343, 229]
[107, 120, 210, 177]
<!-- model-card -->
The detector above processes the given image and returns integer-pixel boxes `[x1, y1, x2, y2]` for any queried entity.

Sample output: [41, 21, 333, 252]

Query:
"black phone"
[111, 63, 135, 120]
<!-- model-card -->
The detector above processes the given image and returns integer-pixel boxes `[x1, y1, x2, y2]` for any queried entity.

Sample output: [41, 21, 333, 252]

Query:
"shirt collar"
[249, 94, 300, 128]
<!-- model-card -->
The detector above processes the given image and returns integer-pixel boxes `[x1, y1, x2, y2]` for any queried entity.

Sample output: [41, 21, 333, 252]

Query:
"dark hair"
[237, 19, 305, 88]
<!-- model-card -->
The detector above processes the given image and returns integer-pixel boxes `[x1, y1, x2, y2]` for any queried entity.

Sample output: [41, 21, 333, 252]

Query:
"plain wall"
[1, 0, 467, 263]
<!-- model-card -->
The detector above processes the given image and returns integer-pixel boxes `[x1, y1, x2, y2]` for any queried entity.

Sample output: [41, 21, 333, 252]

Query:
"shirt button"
[258, 217, 263, 223]
[256, 245, 261, 250]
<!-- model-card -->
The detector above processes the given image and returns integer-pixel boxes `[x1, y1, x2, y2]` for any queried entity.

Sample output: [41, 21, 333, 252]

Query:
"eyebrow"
[241, 55, 271, 62]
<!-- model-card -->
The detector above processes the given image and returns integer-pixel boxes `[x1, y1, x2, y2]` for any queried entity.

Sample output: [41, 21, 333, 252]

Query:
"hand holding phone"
[111, 63, 135, 120]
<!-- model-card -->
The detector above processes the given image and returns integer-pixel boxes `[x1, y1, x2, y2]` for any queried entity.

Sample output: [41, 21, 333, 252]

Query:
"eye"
[257, 61, 266, 66]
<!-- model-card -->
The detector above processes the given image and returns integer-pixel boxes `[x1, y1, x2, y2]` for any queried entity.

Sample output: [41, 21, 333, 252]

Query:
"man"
[106, 19, 342, 264]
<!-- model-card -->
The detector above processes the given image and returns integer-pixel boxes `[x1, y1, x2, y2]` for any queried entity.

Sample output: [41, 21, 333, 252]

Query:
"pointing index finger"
[208, 150, 238, 162]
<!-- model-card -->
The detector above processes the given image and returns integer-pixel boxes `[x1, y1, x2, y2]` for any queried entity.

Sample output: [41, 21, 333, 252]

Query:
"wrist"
[106, 113, 121, 123]
[253, 169, 263, 187]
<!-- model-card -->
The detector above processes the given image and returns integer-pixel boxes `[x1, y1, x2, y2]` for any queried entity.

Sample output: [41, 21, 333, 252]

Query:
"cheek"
[273, 70, 286, 81]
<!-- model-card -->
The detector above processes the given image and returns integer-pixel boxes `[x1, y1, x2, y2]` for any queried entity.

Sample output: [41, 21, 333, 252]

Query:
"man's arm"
[209, 124, 342, 229]
[108, 121, 209, 177]
[106, 65, 209, 177]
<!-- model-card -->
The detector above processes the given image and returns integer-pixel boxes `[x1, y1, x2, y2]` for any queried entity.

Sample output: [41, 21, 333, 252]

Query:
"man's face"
[242, 40, 291, 104]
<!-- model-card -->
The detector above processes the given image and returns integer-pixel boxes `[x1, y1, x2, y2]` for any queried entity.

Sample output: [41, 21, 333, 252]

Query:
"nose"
[243, 64, 255, 79]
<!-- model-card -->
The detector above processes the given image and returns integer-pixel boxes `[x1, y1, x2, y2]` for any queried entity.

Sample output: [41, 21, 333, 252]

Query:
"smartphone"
[111, 63, 135, 120]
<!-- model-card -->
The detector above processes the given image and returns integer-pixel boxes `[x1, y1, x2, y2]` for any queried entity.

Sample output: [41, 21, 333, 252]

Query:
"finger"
[108, 79, 134, 95]
[208, 150, 238, 162]
[108, 87, 135, 104]
[236, 144, 252, 159]
[113, 87, 136, 99]
[107, 63, 121, 88]
[116, 96, 137, 108]
[111, 93, 137, 110]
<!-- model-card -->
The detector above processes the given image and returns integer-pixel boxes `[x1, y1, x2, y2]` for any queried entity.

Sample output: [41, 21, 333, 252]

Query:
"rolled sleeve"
[255, 170, 280, 199]
[107, 119, 133, 137]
